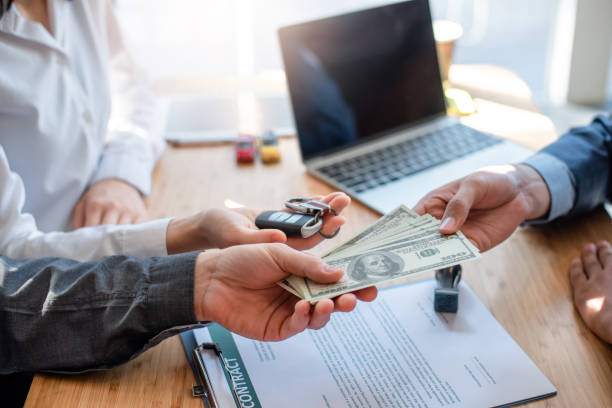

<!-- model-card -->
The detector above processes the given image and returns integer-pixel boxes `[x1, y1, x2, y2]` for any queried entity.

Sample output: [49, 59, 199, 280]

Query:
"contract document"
[191, 279, 556, 408]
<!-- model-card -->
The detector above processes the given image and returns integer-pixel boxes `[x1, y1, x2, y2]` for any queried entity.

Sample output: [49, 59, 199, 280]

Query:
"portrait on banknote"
[347, 251, 405, 283]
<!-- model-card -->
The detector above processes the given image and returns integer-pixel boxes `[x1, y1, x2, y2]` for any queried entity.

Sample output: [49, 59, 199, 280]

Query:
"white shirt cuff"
[120, 218, 170, 258]
[522, 152, 576, 222]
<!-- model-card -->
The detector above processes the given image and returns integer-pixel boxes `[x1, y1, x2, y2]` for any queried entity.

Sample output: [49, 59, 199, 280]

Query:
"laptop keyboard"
[317, 123, 502, 193]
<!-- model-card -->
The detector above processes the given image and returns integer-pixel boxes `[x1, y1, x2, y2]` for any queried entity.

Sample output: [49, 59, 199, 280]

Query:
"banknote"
[321, 205, 427, 259]
[278, 278, 302, 298]
[324, 218, 440, 260]
[277, 204, 480, 301]
[290, 231, 479, 302]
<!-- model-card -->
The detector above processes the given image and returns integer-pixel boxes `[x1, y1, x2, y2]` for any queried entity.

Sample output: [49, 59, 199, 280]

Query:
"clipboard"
[180, 331, 241, 408]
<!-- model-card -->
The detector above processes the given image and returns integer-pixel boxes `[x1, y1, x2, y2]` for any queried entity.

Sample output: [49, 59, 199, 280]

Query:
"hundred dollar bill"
[324, 218, 440, 260]
[363, 229, 479, 258]
[277, 278, 303, 298]
[286, 231, 480, 302]
[330, 219, 473, 259]
[322, 205, 424, 259]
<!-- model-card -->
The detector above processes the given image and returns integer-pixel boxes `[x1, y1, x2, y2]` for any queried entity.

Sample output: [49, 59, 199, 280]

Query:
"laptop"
[278, 0, 533, 214]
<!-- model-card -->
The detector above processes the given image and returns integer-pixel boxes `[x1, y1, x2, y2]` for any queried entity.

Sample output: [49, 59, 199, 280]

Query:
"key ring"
[284, 197, 338, 217]
[284, 197, 340, 239]
[317, 225, 340, 239]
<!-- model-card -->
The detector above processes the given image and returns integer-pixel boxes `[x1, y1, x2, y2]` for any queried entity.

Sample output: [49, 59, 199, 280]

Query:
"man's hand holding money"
[413, 164, 550, 252]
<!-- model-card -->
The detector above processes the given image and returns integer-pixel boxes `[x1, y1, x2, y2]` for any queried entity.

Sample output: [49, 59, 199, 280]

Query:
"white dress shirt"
[0, 0, 170, 261]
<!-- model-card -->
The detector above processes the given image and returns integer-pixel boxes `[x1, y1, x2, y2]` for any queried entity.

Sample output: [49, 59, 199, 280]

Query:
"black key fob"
[255, 211, 322, 238]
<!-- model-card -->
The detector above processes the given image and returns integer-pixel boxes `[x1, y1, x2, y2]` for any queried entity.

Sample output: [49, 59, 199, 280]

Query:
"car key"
[254, 197, 340, 239]
[255, 211, 322, 238]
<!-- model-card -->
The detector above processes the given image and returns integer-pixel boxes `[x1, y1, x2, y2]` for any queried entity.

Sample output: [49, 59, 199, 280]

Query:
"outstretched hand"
[194, 243, 377, 341]
[413, 164, 550, 252]
[167, 192, 351, 254]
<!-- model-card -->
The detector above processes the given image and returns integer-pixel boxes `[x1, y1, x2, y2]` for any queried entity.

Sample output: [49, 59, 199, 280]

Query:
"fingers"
[282, 286, 377, 338]
[581, 243, 601, 279]
[318, 192, 350, 236]
[290, 288, 377, 334]
[286, 193, 349, 250]
[267, 244, 344, 283]
[310, 192, 350, 236]
[242, 228, 287, 245]
[308, 299, 334, 329]
[75, 180, 147, 228]
[332, 286, 378, 312]
[439, 181, 477, 234]
[101, 209, 121, 226]
[283, 298, 335, 337]
[318, 215, 345, 238]
[132, 210, 147, 225]
[284, 300, 312, 336]
[333, 294, 357, 312]
[569, 243, 612, 343]
[84, 205, 144, 227]
[71, 201, 85, 230]
[326, 192, 351, 214]
[118, 213, 135, 225]
[83, 203, 104, 227]
[596, 241, 612, 267]
[414, 178, 462, 217]
[352, 286, 378, 302]
[569, 258, 587, 287]
[287, 215, 346, 251]
[413, 192, 447, 217]
[569, 255, 599, 330]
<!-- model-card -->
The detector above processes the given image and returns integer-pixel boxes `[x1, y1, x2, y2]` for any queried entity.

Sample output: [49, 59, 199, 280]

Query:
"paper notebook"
[181, 279, 556, 408]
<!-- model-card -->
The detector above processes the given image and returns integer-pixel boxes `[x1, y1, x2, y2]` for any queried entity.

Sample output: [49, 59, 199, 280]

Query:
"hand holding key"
[165, 192, 350, 253]
[250, 192, 350, 251]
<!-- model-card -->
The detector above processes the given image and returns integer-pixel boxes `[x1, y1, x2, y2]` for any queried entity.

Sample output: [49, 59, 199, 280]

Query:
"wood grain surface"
[25, 69, 612, 407]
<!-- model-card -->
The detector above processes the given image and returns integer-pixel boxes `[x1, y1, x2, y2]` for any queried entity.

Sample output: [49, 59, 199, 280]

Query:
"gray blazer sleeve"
[0, 252, 205, 374]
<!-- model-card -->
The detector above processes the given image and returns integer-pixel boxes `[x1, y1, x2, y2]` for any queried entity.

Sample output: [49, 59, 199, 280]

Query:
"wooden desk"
[26, 70, 612, 407]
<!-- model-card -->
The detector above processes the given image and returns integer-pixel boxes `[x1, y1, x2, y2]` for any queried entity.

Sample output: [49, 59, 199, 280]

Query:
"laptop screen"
[279, 0, 446, 161]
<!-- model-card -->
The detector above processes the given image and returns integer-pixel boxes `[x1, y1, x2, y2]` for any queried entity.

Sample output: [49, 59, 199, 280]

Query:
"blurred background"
[116, 0, 612, 133]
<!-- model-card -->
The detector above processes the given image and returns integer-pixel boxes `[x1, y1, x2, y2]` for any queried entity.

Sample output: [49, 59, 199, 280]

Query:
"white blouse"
[0, 0, 170, 261]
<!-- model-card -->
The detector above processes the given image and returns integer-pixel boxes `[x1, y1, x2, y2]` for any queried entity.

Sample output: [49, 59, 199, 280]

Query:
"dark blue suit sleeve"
[540, 114, 612, 216]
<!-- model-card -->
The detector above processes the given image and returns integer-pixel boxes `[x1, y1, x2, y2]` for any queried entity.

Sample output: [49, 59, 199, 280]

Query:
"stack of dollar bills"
[278, 205, 480, 302]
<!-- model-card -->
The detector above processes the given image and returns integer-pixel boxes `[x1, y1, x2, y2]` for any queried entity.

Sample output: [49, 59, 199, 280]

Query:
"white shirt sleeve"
[89, 0, 166, 195]
[0, 146, 170, 262]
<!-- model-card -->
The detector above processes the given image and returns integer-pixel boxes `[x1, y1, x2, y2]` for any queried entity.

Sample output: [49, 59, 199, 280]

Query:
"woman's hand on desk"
[72, 179, 147, 229]
[166, 192, 350, 253]
[414, 164, 550, 252]
[193, 243, 378, 341]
